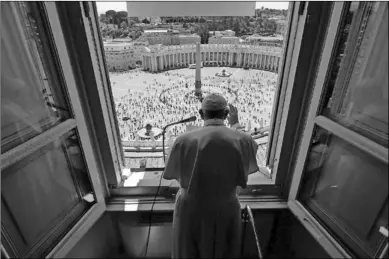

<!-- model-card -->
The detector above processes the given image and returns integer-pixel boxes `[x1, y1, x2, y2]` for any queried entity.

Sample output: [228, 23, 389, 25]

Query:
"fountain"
[215, 68, 232, 77]
[136, 120, 163, 140]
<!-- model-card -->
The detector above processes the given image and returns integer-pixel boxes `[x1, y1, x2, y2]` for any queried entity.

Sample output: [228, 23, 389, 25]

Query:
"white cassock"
[163, 119, 259, 258]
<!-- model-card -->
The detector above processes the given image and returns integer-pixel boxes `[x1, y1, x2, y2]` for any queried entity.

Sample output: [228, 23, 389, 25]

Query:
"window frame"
[288, 2, 388, 258]
[84, 2, 305, 199]
[59, 1, 339, 206]
[1, 2, 106, 258]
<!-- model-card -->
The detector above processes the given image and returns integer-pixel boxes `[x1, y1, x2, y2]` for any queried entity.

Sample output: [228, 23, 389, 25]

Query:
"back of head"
[199, 93, 229, 120]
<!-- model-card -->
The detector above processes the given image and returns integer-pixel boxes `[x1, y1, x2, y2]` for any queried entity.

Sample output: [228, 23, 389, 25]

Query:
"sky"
[96, 2, 289, 14]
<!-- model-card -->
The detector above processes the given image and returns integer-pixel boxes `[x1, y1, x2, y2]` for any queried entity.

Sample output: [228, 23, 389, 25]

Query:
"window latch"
[82, 193, 95, 203]
[379, 226, 388, 238]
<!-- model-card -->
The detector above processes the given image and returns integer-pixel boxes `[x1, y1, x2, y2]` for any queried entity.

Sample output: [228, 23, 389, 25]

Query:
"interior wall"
[65, 209, 331, 258]
[111, 210, 280, 258]
[64, 212, 121, 258]
[267, 210, 330, 258]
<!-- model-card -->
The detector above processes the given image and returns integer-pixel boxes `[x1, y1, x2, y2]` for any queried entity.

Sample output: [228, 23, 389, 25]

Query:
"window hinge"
[298, 2, 306, 16]
[82, 2, 90, 18]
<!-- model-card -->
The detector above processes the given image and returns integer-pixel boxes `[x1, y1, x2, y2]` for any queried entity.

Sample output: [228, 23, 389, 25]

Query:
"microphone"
[169, 116, 196, 126]
[162, 116, 196, 163]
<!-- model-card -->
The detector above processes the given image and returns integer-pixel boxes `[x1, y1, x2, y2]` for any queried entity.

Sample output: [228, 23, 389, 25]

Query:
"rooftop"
[144, 29, 168, 34]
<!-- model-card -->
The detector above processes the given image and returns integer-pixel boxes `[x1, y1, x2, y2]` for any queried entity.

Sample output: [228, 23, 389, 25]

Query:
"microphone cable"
[144, 167, 164, 258]
[144, 128, 168, 258]
[143, 117, 195, 258]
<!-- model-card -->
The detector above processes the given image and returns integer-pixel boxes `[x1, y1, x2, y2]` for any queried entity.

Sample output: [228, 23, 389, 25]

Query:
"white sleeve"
[231, 123, 245, 131]
[162, 140, 181, 181]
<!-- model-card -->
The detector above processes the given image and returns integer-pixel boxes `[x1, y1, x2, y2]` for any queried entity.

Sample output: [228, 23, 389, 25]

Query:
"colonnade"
[142, 44, 281, 73]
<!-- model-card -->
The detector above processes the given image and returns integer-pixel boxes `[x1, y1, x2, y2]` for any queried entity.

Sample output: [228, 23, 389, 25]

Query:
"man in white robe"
[163, 93, 259, 258]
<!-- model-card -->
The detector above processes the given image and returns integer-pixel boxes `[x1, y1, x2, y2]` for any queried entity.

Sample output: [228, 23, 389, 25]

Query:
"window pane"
[99, 3, 290, 186]
[1, 2, 71, 153]
[323, 2, 388, 146]
[299, 126, 388, 257]
[1, 130, 93, 257]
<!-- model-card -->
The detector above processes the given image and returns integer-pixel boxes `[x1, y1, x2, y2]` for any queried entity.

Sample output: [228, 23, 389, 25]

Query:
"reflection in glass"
[299, 127, 388, 257]
[1, 2, 70, 153]
[325, 2, 388, 145]
[1, 130, 92, 256]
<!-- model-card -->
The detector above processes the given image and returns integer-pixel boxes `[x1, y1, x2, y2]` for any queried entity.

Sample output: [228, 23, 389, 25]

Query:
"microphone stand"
[162, 121, 180, 163]
[162, 117, 196, 163]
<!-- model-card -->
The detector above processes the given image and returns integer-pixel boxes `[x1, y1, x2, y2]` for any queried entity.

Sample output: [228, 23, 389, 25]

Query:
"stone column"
[151, 56, 154, 72]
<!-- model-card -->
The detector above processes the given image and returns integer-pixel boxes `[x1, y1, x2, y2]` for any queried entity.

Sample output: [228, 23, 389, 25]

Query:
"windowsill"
[121, 168, 273, 188]
[111, 167, 277, 198]
[108, 167, 284, 212]
[106, 195, 288, 212]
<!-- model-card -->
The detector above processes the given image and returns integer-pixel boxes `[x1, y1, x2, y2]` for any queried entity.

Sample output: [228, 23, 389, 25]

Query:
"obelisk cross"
[195, 42, 202, 98]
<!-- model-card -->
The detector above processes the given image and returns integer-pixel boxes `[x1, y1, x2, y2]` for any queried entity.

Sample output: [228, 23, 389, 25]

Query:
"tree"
[263, 19, 277, 35]
[196, 24, 209, 44]
[141, 18, 150, 24]
[99, 13, 108, 23]
[120, 21, 127, 30]
[115, 11, 128, 25]
[105, 10, 116, 24]
[128, 20, 135, 28]
[129, 16, 140, 23]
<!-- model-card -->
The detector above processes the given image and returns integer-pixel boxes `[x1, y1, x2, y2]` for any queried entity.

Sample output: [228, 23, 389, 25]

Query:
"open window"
[51, 1, 344, 208]
[288, 2, 388, 258]
[1, 2, 106, 258]
[55, 1, 313, 204]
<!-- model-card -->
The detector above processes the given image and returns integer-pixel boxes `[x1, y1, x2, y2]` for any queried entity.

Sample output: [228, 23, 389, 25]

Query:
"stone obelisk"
[195, 42, 202, 97]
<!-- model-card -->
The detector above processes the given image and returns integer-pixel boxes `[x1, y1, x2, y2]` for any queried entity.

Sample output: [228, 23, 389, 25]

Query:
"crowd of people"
[113, 68, 277, 141]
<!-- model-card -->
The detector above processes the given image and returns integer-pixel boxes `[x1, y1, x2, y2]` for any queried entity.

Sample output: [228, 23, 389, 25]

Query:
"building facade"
[139, 29, 181, 45]
[209, 30, 236, 37]
[103, 42, 147, 71]
[209, 36, 240, 45]
[142, 44, 282, 73]
[178, 34, 201, 45]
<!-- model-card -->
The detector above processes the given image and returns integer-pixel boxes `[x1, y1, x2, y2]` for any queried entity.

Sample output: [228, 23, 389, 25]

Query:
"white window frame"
[1, 2, 106, 258]
[44, 2, 108, 256]
[288, 2, 388, 258]
[84, 2, 310, 199]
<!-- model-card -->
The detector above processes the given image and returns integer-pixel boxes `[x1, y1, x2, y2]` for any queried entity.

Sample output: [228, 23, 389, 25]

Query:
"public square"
[110, 67, 278, 141]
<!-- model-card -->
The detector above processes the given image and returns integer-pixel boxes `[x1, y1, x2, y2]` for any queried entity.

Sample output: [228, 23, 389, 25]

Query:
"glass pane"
[99, 3, 291, 185]
[299, 126, 388, 257]
[323, 2, 388, 146]
[1, 2, 71, 153]
[1, 130, 93, 257]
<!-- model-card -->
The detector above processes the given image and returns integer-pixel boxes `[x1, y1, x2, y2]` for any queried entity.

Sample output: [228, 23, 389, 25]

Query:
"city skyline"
[96, 2, 289, 14]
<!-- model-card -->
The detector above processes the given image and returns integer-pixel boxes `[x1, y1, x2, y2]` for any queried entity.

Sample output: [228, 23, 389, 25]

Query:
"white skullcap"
[201, 93, 228, 111]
